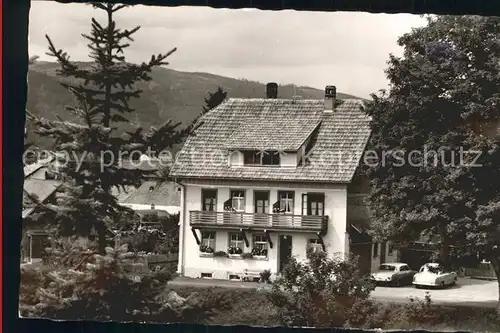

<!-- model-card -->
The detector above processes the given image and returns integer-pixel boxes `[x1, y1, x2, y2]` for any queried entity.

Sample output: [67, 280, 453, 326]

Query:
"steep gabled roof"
[119, 180, 180, 207]
[22, 179, 61, 218]
[226, 116, 322, 151]
[170, 98, 371, 183]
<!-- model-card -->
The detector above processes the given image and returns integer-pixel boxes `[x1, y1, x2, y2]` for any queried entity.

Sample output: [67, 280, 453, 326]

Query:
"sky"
[29, 2, 427, 98]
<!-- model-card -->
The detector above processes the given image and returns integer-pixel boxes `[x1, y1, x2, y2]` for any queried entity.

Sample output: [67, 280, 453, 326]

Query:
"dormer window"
[243, 150, 280, 166]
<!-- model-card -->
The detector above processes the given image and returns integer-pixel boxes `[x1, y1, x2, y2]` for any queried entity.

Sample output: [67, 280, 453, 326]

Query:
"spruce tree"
[202, 86, 227, 114]
[31, 3, 188, 253]
[189, 86, 227, 129]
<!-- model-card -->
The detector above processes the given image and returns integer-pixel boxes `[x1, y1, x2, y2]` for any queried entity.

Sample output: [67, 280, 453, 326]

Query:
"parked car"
[412, 263, 457, 288]
[371, 262, 417, 287]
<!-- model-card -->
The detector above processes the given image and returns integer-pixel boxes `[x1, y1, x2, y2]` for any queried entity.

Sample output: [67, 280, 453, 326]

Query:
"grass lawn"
[167, 285, 500, 332]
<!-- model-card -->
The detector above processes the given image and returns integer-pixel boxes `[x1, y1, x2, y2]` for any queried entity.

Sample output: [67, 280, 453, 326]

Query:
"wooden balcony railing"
[189, 210, 328, 234]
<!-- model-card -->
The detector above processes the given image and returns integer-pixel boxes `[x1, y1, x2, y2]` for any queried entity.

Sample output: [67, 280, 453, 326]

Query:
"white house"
[170, 83, 380, 280]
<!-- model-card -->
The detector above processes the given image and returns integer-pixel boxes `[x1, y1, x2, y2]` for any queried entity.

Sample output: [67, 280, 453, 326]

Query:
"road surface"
[169, 276, 498, 308]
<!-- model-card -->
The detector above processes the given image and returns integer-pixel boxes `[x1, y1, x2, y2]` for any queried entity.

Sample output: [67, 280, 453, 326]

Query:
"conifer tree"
[31, 3, 188, 253]
[202, 86, 227, 114]
[189, 86, 227, 129]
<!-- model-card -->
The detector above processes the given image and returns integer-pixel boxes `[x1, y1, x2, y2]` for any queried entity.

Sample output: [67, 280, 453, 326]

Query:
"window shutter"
[224, 198, 232, 211]
[302, 194, 307, 215]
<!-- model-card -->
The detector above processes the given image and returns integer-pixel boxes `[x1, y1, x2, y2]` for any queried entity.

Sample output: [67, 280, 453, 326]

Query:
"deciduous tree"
[364, 15, 500, 311]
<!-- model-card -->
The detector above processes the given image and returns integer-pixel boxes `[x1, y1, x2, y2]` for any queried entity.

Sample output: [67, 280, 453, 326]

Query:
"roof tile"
[170, 98, 371, 183]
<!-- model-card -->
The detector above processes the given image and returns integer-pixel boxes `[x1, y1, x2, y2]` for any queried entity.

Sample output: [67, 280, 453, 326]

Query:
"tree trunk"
[98, 224, 107, 255]
[488, 254, 500, 316]
[439, 225, 450, 268]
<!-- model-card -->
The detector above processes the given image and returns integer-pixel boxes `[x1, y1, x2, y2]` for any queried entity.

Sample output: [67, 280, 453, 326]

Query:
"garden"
[19, 245, 500, 332]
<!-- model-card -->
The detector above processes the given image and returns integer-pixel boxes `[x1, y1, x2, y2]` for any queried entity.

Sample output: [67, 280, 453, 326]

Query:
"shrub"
[260, 269, 272, 283]
[345, 292, 447, 330]
[267, 249, 375, 328]
[19, 244, 175, 321]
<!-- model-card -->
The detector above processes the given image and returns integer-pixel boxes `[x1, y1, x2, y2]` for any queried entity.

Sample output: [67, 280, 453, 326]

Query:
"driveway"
[169, 277, 498, 308]
[371, 277, 498, 308]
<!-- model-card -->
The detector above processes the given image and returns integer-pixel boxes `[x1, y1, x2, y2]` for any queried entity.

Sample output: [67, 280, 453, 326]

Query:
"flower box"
[228, 254, 243, 259]
[200, 252, 214, 258]
[253, 255, 268, 261]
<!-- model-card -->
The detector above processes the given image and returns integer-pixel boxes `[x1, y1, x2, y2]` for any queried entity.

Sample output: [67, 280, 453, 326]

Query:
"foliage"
[118, 213, 179, 254]
[363, 15, 500, 274]
[251, 247, 268, 256]
[202, 86, 228, 114]
[189, 86, 228, 130]
[260, 269, 272, 283]
[228, 246, 243, 255]
[20, 244, 240, 324]
[199, 244, 214, 253]
[30, 3, 188, 253]
[20, 244, 175, 321]
[267, 249, 375, 327]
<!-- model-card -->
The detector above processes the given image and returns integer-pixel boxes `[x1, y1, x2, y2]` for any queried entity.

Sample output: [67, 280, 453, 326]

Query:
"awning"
[348, 223, 372, 244]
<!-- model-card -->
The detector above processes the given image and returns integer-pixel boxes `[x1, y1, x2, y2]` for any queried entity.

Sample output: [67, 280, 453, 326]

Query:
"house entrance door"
[279, 235, 292, 272]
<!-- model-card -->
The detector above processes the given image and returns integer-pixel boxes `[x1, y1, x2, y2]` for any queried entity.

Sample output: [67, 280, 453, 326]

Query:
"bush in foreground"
[19, 244, 229, 323]
[267, 249, 375, 328]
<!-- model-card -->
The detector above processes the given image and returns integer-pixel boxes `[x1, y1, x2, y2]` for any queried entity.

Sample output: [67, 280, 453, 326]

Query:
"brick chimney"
[266, 82, 278, 99]
[324, 85, 336, 113]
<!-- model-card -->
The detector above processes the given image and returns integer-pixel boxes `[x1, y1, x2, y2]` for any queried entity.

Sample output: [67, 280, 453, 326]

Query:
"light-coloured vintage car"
[371, 262, 417, 287]
[412, 263, 457, 288]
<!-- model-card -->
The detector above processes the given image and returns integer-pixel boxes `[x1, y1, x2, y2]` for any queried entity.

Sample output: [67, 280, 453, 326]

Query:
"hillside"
[27, 61, 363, 149]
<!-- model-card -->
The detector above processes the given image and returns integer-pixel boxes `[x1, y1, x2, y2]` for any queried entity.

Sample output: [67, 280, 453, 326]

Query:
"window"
[202, 189, 217, 211]
[388, 242, 394, 256]
[230, 190, 245, 211]
[243, 151, 260, 165]
[201, 231, 216, 249]
[378, 264, 396, 271]
[373, 242, 379, 258]
[262, 151, 280, 165]
[302, 193, 325, 216]
[243, 150, 280, 166]
[30, 235, 49, 259]
[229, 233, 244, 251]
[254, 191, 269, 213]
[278, 191, 294, 213]
[400, 265, 410, 272]
[308, 238, 323, 253]
[252, 234, 268, 256]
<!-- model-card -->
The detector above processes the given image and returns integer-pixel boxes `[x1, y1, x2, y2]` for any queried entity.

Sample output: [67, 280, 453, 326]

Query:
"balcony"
[189, 210, 328, 234]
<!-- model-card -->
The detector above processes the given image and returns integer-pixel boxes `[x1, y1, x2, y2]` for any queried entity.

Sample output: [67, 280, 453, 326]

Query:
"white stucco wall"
[179, 180, 348, 279]
[281, 153, 298, 167]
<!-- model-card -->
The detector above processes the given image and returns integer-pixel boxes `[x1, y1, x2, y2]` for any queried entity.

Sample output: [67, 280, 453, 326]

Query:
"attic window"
[149, 186, 155, 192]
[243, 150, 280, 166]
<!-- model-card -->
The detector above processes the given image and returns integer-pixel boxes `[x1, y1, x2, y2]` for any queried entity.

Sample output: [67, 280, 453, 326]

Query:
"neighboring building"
[116, 180, 181, 216]
[170, 83, 382, 280]
[22, 157, 62, 263]
[115, 157, 181, 216]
